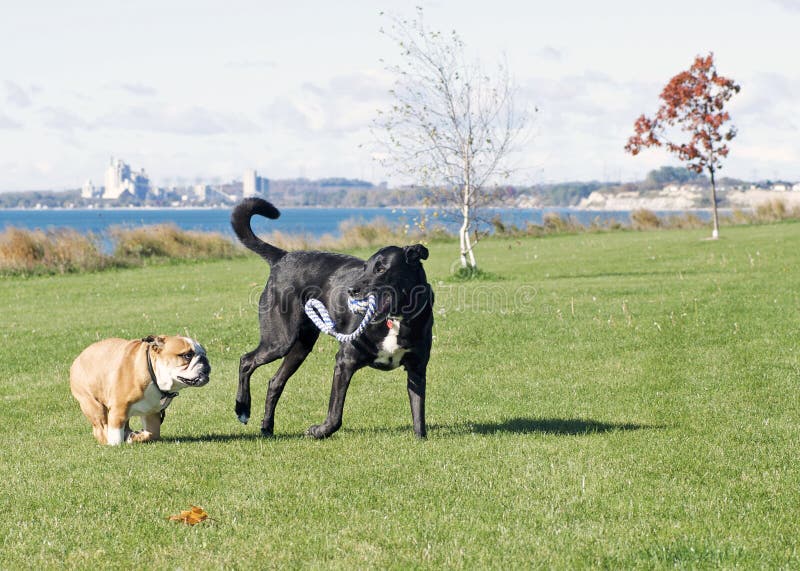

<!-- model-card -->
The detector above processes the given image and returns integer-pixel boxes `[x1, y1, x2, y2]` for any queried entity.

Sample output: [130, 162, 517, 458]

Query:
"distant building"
[243, 169, 269, 198]
[243, 169, 256, 197]
[103, 157, 150, 200]
[217, 181, 243, 202]
[793, 183, 800, 192]
[193, 184, 209, 201]
[81, 179, 101, 199]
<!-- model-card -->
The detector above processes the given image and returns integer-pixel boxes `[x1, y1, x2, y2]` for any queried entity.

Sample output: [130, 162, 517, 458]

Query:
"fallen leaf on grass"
[168, 505, 211, 526]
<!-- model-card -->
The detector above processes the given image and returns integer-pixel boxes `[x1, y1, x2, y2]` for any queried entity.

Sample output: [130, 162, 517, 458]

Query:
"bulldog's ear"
[404, 244, 429, 265]
[142, 335, 166, 352]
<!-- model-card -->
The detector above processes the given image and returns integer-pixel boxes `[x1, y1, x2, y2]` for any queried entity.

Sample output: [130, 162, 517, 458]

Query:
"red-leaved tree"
[625, 53, 740, 239]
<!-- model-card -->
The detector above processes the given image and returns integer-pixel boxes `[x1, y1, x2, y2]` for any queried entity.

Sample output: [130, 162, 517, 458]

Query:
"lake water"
[0, 206, 713, 237]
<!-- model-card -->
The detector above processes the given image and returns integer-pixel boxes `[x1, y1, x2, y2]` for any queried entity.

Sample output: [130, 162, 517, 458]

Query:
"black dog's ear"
[142, 335, 166, 352]
[404, 244, 429, 265]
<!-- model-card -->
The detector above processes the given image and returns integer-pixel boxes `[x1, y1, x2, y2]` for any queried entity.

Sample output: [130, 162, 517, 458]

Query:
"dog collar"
[146, 346, 179, 401]
[393, 291, 431, 323]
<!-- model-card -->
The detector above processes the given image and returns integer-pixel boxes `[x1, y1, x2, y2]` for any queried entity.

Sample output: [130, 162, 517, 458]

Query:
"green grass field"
[2, 223, 799, 569]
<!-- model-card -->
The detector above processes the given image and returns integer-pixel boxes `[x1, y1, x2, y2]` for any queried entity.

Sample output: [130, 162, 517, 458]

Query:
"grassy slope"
[1, 223, 799, 569]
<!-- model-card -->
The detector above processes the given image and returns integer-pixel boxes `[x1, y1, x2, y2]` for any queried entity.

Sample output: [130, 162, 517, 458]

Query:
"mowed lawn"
[2, 222, 800, 569]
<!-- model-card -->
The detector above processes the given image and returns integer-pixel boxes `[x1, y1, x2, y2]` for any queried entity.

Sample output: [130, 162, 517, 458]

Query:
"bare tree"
[373, 8, 529, 271]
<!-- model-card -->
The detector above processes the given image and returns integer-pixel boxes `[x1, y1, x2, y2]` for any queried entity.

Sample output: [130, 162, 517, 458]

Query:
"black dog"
[231, 198, 434, 439]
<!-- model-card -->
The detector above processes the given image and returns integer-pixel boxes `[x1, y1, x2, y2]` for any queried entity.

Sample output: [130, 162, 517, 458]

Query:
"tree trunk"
[465, 231, 476, 267]
[709, 166, 720, 239]
[458, 212, 468, 268]
[459, 183, 477, 269]
[459, 197, 471, 268]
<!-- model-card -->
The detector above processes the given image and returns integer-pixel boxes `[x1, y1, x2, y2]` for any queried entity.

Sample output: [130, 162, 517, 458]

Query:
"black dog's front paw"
[306, 424, 330, 439]
[235, 400, 250, 425]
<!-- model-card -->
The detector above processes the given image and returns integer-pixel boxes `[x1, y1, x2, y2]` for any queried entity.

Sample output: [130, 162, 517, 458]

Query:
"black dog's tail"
[230, 198, 286, 265]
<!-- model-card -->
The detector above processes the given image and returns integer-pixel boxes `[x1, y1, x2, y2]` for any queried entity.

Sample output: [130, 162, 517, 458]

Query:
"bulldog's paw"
[127, 430, 154, 443]
[107, 427, 126, 446]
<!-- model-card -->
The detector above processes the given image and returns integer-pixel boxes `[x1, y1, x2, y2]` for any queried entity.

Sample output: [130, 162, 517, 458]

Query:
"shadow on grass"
[159, 431, 305, 443]
[468, 417, 654, 436]
[158, 417, 656, 443]
[345, 416, 657, 438]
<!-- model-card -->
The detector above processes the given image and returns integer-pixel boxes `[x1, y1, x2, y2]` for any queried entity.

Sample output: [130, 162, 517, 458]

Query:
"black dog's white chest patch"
[374, 317, 407, 369]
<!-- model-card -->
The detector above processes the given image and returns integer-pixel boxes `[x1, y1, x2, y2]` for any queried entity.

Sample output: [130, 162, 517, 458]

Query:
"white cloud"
[262, 72, 392, 136]
[770, 0, 800, 11]
[225, 59, 278, 69]
[537, 46, 564, 61]
[733, 72, 800, 132]
[40, 106, 91, 132]
[113, 82, 158, 97]
[99, 105, 259, 136]
[735, 143, 798, 163]
[262, 96, 314, 132]
[325, 72, 393, 103]
[0, 112, 22, 129]
[4, 80, 34, 107]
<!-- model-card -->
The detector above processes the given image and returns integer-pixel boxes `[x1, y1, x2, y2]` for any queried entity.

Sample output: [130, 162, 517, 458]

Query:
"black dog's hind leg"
[261, 328, 319, 436]
[236, 342, 290, 425]
[307, 349, 361, 439]
[404, 357, 428, 439]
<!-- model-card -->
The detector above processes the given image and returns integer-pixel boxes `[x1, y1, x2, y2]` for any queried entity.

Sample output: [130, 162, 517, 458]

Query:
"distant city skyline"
[1, 0, 799, 192]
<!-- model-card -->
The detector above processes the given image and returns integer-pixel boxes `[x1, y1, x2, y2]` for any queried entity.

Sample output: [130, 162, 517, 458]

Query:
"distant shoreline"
[4, 206, 710, 239]
[0, 204, 727, 212]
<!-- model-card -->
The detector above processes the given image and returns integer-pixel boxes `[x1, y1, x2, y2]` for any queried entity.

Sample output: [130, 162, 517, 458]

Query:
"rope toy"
[304, 294, 377, 343]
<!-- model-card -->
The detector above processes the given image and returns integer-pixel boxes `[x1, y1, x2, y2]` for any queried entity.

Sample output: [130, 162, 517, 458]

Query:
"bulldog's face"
[146, 335, 211, 391]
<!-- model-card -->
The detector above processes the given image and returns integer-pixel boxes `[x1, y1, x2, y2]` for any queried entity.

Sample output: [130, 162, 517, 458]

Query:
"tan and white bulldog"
[70, 335, 210, 445]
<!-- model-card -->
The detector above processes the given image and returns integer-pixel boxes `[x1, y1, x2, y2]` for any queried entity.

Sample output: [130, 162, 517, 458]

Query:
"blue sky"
[1, 0, 798, 191]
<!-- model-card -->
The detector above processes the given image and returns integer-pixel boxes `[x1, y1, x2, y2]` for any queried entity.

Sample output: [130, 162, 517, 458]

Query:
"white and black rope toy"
[304, 294, 377, 343]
